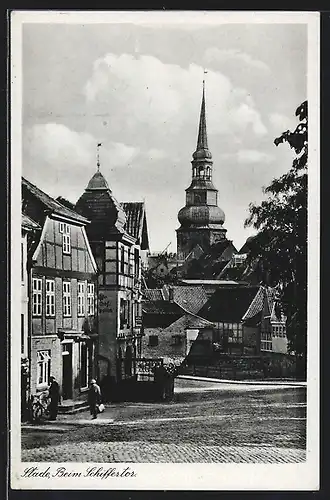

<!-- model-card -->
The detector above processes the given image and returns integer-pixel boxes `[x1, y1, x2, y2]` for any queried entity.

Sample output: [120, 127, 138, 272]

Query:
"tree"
[244, 101, 307, 365]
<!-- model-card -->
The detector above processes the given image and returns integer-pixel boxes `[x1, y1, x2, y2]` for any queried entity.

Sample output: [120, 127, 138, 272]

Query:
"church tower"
[176, 80, 227, 262]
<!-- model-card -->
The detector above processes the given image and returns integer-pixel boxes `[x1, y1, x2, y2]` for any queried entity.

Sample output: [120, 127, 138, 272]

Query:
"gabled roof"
[143, 288, 165, 301]
[121, 202, 149, 250]
[185, 239, 237, 279]
[163, 285, 209, 315]
[21, 212, 41, 231]
[198, 285, 260, 323]
[22, 177, 89, 224]
[170, 312, 214, 330]
[242, 286, 265, 321]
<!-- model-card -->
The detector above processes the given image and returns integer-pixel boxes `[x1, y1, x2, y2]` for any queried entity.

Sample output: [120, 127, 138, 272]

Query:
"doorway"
[62, 343, 72, 400]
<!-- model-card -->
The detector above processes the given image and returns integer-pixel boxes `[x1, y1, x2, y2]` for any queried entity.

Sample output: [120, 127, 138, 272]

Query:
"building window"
[272, 324, 286, 337]
[120, 246, 125, 274]
[261, 331, 272, 352]
[214, 323, 243, 344]
[78, 282, 85, 316]
[134, 248, 140, 277]
[21, 314, 25, 354]
[149, 335, 158, 347]
[87, 283, 95, 316]
[62, 223, 71, 254]
[32, 278, 42, 316]
[172, 335, 183, 346]
[80, 342, 89, 389]
[120, 298, 128, 329]
[46, 279, 55, 317]
[37, 350, 51, 387]
[63, 281, 71, 317]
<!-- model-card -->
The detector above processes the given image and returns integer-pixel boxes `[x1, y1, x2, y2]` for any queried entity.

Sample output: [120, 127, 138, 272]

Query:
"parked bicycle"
[29, 391, 50, 423]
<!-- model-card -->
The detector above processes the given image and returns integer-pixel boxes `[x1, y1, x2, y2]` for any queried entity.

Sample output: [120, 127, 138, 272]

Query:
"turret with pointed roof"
[75, 170, 127, 241]
[176, 80, 228, 262]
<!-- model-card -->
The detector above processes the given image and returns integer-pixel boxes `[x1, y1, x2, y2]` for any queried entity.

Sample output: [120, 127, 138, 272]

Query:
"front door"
[62, 343, 72, 400]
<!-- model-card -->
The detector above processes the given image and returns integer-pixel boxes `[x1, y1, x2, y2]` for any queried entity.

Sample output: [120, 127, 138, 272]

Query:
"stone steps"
[58, 399, 89, 414]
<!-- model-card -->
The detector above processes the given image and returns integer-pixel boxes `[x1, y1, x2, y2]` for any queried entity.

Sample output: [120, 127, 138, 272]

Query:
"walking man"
[88, 378, 101, 419]
[48, 376, 61, 420]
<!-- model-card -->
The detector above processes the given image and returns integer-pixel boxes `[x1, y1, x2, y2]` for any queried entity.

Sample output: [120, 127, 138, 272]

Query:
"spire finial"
[96, 143, 102, 172]
[196, 72, 208, 151]
[203, 69, 207, 89]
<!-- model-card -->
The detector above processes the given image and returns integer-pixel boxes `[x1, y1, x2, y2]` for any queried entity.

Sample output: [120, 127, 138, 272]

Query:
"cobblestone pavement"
[21, 380, 306, 463]
[22, 441, 305, 463]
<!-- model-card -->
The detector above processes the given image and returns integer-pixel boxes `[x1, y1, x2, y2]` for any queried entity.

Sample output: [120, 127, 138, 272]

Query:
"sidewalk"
[177, 375, 307, 387]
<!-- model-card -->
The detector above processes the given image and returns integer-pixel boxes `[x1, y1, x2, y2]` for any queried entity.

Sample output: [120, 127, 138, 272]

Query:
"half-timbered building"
[22, 177, 98, 404]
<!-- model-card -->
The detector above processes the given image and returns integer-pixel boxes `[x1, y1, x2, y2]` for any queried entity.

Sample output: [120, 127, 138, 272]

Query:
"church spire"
[193, 76, 212, 162]
[196, 78, 208, 151]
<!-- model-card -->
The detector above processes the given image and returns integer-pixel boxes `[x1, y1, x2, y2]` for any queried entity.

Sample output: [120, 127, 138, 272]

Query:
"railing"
[135, 358, 163, 382]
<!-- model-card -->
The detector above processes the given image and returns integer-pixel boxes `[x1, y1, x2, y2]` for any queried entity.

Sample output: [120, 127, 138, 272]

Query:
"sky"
[22, 19, 307, 253]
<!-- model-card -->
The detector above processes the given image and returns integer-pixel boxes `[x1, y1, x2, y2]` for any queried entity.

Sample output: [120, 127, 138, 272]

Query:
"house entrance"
[62, 343, 72, 400]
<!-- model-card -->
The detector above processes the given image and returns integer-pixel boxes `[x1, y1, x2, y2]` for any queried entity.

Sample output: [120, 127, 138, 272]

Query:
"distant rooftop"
[180, 279, 240, 286]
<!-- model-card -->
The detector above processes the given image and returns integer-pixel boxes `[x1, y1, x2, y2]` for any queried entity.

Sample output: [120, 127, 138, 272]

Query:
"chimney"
[169, 287, 174, 302]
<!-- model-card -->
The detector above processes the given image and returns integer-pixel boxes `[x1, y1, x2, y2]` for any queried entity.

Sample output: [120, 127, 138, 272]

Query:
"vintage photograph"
[11, 10, 319, 490]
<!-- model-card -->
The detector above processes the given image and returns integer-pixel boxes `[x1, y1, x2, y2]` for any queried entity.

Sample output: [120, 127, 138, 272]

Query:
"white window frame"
[37, 350, 51, 387]
[63, 281, 71, 317]
[261, 331, 272, 352]
[59, 222, 64, 233]
[62, 223, 71, 254]
[80, 342, 89, 389]
[45, 279, 55, 317]
[87, 283, 95, 316]
[78, 282, 85, 317]
[32, 278, 42, 316]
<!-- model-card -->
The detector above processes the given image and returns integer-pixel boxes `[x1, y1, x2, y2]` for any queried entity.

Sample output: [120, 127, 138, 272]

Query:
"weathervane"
[96, 142, 102, 172]
[203, 68, 208, 88]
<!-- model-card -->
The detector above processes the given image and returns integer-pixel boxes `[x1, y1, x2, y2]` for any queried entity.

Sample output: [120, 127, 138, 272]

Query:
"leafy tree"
[245, 101, 307, 366]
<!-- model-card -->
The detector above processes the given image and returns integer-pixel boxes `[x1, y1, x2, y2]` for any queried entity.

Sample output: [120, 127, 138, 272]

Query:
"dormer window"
[60, 223, 71, 254]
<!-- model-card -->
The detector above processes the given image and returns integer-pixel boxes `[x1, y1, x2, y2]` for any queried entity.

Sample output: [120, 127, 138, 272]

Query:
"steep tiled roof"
[143, 288, 165, 301]
[21, 213, 41, 231]
[185, 240, 237, 279]
[166, 285, 209, 315]
[121, 202, 149, 250]
[170, 313, 214, 330]
[75, 171, 126, 238]
[242, 286, 265, 321]
[198, 285, 260, 323]
[22, 177, 89, 224]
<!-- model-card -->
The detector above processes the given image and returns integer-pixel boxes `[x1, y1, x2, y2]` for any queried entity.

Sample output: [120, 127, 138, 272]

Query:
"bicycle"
[29, 391, 50, 423]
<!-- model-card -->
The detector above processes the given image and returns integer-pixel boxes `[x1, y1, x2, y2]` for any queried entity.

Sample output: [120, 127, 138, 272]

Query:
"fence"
[180, 353, 301, 380]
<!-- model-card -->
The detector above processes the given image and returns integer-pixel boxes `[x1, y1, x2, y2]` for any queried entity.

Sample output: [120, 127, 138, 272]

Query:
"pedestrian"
[48, 376, 61, 420]
[88, 378, 102, 419]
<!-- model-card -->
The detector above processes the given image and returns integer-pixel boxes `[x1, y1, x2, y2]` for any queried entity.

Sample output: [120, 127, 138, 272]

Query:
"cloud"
[204, 47, 270, 74]
[82, 53, 267, 144]
[269, 112, 295, 134]
[236, 149, 274, 164]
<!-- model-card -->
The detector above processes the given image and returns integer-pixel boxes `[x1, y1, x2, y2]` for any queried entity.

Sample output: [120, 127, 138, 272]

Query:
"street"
[21, 378, 306, 463]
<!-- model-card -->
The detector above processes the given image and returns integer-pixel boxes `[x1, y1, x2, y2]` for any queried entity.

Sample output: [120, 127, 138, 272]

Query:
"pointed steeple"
[193, 78, 212, 161]
[197, 80, 208, 151]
